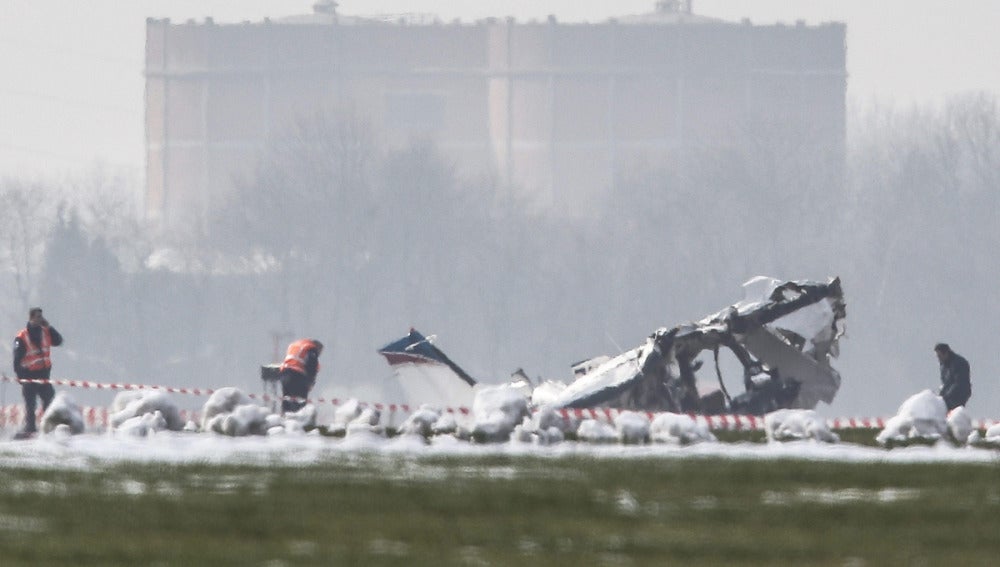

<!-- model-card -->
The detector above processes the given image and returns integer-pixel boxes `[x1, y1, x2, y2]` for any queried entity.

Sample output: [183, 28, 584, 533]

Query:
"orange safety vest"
[17, 327, 52, 372]
[279, 339, 320, 376]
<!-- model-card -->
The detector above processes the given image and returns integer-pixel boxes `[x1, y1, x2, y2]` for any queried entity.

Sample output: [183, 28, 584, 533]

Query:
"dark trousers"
[21, 381, 55, 432]
[943, 386, 971, 411]
[280, 370, 311, 413]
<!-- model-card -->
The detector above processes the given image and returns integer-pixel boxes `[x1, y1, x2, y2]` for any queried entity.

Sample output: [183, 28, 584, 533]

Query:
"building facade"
[145, 3, 845, 228]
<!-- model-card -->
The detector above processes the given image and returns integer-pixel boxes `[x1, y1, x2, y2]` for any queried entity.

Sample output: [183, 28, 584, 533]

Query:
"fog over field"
[0, 1, 997, 417]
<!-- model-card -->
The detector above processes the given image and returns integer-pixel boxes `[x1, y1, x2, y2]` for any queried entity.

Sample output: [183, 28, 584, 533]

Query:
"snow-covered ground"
[1, 385, 994, 470]
[0, 429, 997, 471]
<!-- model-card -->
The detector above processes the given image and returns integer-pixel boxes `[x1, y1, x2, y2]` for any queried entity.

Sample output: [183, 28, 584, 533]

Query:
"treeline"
[1, 93, 996, 413]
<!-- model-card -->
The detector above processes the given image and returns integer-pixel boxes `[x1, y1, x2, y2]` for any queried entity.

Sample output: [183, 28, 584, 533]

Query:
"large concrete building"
[145, 1, 845, 228]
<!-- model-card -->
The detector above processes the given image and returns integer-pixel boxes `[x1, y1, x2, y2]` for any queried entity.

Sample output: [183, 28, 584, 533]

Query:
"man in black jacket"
[12, 307, 64, 437]
[935, 343, 971, 410]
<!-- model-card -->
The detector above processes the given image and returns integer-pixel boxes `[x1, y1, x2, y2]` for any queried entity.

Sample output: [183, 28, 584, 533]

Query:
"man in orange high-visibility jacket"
[278, 338, 323, 413]
[12, 307, 63, 437]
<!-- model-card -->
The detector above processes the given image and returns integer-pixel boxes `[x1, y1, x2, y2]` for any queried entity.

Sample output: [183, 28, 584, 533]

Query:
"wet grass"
[0, 453, 999, 565]
[711, 427, 884, 445]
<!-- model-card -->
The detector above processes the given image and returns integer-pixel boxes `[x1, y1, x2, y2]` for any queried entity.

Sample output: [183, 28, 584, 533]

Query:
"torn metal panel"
[378, 328, 477, 387]
[741, 326, 839, 409]
[377, 328, 478, 408]
[545, 344, 651, 410]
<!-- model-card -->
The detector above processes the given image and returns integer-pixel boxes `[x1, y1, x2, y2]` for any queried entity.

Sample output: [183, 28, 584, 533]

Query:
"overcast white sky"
[1, 0, 998, 180]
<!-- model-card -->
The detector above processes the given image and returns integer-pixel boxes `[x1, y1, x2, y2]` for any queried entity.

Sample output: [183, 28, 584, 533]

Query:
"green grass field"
[1, 449, 999, 566]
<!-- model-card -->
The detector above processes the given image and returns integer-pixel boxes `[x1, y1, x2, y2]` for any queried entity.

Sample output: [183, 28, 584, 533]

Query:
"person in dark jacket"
[935, 343, 971, 410]
[278, 338, 323, 413]
[12, 307, 63, 437]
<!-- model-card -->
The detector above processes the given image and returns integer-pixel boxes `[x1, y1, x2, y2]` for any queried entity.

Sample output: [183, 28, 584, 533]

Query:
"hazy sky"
[1, 0, 998, 179]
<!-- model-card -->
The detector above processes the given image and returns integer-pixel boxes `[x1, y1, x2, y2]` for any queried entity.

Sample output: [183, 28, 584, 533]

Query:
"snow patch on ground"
[397, 406, 440, 437]
[200, 387, 253, 431]
[346, 407, 384, 438]
[765, 409, 839, 443]
[614, 411, 650, 444]
[40, 392, 84, 435]
[876, 390, 949, 446]
[283, 404, 317, 430]
[983, 423, 1000, 444]
[333, 399, 363, 426]
[650, 413, 717, 445]
[197, 388, 325, 436]
[577, 419, 618, 444]
[110, 391, 184, 432]
[471, 384, 529, 442]
[116, 411, 168, 437]
[947, 406, 973, 445]
[511, 406, 567, 446]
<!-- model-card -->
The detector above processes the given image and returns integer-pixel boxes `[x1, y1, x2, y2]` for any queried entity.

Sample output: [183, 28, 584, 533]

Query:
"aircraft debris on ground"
[378, 276, 847, 416]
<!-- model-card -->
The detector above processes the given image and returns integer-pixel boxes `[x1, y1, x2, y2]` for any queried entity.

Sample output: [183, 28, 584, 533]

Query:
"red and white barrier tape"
[552, 408, 772, 431]
[3, 375, 998, 432]
[0, 404, 996, 432]
[0, 374, 472, 416]
[2, 375, 217, 397]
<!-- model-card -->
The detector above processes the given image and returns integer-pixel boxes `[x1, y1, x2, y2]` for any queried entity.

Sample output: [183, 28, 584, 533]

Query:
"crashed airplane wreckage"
[378, 276, 846, 416]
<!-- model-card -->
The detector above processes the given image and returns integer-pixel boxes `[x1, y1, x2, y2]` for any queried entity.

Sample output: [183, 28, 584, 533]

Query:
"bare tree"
[0, 178, 60, 317]
[65, 165, 149, 272]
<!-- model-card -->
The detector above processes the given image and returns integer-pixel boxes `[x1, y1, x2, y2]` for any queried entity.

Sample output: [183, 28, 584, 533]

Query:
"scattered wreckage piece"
[377, 328, 478, 409]
[546, 276, 846, 415]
